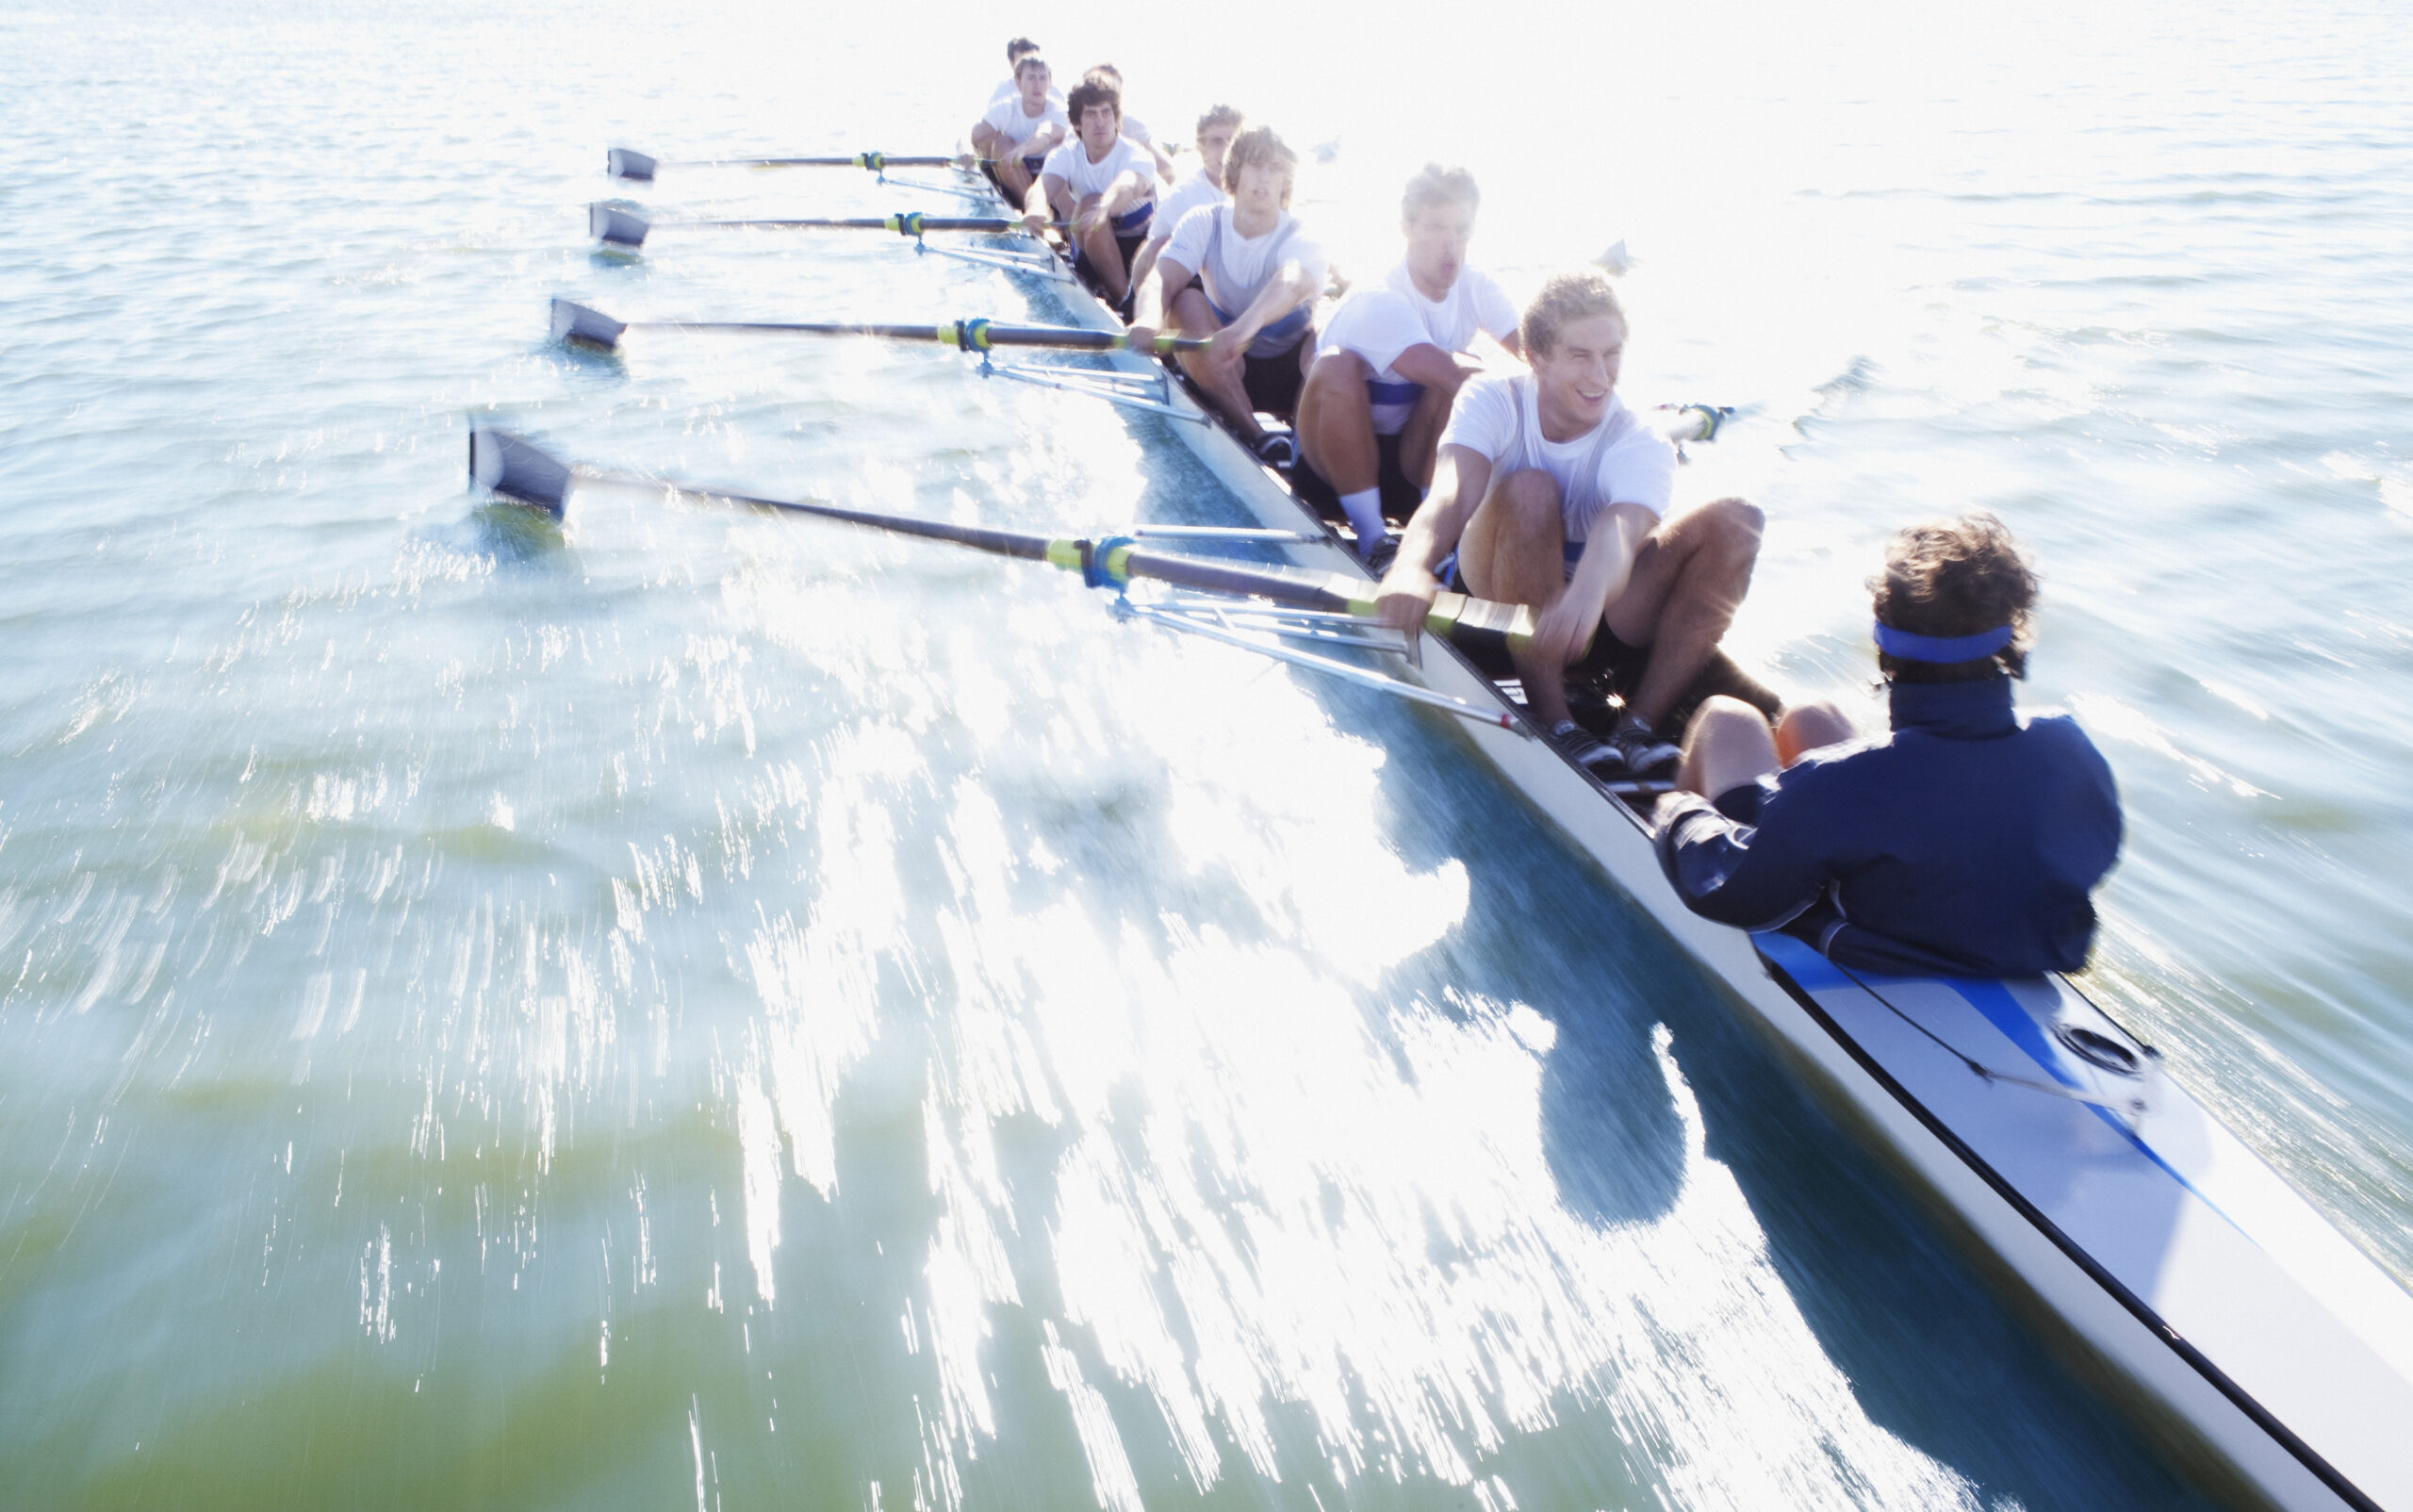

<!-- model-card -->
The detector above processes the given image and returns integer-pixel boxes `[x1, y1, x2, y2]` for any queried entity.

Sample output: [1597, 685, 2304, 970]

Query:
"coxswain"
[1128, 105, 1241, 295]
[1374, 269, 1766, 774]
[1298, 164, 1522, 559]
[1025, 76, 1158, 306]
[1655, 512, 2122, 977]
[969, 54, 1068, 204]
[1124, 126, 1324, 461]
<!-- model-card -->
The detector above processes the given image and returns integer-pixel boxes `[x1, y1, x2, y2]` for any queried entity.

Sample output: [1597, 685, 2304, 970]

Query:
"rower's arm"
[1025, 172, 1065, 233]
[1563, 502, 1655, 624]
[1128, 234, 1170, 293]
[969, 121, 1001, 160]
[1124, 255, 1193, 349]
[1098, 168, 1151, 219]
[1655, 780, 1837, 931]
[1146, 140, 1177, 182]
[1220, 256, 1317, 348]
[1523, 501, 1653, 673]
[1389, 342, 1479, 396]
[1400, 444, 1491, 572]
[1374, 442, 1490, 631]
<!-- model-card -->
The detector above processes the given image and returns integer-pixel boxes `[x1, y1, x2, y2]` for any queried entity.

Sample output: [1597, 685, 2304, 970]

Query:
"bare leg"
[1170, 288, 1263, 439]
[1074, 201, 1130, 301]
[1296, 351, 1377, 492]
[1394, 378, 1451, 492]
[1457, 468, 1582, 727]
[1676, 695, 1781, 799]
[1775, 699, 1855, 765]
[1602, 496, 1766, 729]
[994, 155, 1038, 205]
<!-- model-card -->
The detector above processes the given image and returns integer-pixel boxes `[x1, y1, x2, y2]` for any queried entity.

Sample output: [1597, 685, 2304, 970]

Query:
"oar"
[466, 427, 1549, 666]
[609, 147, 955, 182]
[550, 298, 1206, 357]
[589, 204, 1052, 251]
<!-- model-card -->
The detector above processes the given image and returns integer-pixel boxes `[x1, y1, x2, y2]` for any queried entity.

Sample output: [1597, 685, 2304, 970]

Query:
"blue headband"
[1873, 619, 2014, 663]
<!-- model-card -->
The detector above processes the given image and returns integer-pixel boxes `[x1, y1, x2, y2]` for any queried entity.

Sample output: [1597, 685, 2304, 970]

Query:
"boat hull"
[888, 173, 2413, 1510]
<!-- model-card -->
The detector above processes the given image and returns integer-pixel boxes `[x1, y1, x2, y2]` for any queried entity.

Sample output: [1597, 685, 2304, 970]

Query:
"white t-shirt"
[978, 96, 1069, 158]
[1161, 205, 1328, 315]
[1040, 135, 1157, 212]
[1147, 170, 1223, 243]
[1439, 373, 1675, 538]
[1120, 113, 1154, 150]
[1321, 263, 1520, 434]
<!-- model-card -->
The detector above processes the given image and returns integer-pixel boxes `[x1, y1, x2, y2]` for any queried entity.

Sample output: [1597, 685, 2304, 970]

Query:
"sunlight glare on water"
[0, 0, 2406, 1506]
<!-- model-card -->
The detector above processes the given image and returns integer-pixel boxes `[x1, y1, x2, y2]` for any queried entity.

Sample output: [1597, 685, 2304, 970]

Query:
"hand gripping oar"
[588, 204, 1056, 251]
[550, 298, 1206, 357]
[608, 147, 955, 183]
[467, 427, 1548, 679]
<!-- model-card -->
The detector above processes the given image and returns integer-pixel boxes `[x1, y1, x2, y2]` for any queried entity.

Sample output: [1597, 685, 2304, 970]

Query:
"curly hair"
[1519, 268, 1626, 357]
[1065, 78, 1120, 126]
[1223, 126, 1298, 206]
[1869, 511, 2040, 682]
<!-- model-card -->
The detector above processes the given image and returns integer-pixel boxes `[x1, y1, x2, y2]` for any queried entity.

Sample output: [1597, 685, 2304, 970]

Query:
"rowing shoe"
[466, 426, 1555, 712]
[550, 298, 1207, 357]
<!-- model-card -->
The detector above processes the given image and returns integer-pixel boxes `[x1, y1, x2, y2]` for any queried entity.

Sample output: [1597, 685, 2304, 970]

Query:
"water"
[1, 0, 2407, 1505]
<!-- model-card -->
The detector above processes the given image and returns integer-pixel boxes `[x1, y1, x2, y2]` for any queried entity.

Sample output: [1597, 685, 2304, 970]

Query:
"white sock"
[1338, 488, 1387, 556]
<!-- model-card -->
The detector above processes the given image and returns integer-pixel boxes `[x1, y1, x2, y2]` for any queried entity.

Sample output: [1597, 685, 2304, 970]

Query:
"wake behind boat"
[497, 135, 2413, 1512]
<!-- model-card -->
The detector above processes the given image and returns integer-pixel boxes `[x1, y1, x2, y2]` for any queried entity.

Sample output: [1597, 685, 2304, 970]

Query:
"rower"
[987, 38, 1062, 108]
[1656, 512, 2122, 977]
[1078, 64, 1176, 182]
[1128, 105, 1241, 295]
[1124, 126, 1325, 462]
[1297, 164, 1522, 560]
[969, 54, 1068, 204]
[1373, 269, 1766, 775]
[1026, 76, 1158, 306]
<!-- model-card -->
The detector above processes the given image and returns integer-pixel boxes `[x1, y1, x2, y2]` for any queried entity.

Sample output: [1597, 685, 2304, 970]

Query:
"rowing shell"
[623, 154, 2413, 1511]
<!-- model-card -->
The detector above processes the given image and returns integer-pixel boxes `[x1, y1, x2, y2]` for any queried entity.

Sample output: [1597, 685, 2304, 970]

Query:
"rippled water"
[2, 0, 2407, 1506]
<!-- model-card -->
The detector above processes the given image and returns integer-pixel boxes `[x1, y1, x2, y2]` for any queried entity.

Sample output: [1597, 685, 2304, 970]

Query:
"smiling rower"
[1026, 76, 1158, 306]
[1124, 126, 1324, 461]
[1298, 165, 1522, 560]
[969, 54, 1068, 204]
[1375, 269, 1766, 776]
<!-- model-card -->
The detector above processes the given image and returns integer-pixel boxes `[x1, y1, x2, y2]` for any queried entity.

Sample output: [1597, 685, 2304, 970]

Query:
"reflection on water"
[0, 0, 2406, 1505]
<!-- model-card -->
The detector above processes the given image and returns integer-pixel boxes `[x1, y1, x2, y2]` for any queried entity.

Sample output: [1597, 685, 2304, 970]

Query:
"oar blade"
[551, 297, 627, 351]
[607, 147, 658, 182]
[469, 428, 573, 518]
[589, 203, 649, 249]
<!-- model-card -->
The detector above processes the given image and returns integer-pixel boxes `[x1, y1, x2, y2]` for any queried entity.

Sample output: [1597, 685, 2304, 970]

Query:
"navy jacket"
[1654, 678, 2122, 978]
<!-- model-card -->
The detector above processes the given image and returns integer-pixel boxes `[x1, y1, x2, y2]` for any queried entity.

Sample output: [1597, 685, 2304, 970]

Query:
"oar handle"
[947, 319, 1208, 355]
